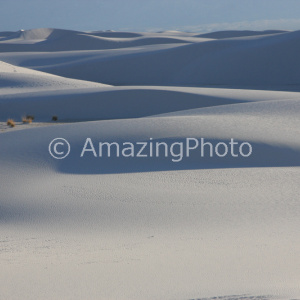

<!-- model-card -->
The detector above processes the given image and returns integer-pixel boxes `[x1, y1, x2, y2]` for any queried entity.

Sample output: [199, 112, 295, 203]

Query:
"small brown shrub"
[26, 115, 35, 121]
[7, 119, 15, 127]
[22, 117, 32, 124]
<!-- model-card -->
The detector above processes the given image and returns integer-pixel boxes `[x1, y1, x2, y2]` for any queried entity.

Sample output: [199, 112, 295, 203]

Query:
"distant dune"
[1, 29, 299, 90]
[195, 29, 288, 39]
[0, 28, 210, 52]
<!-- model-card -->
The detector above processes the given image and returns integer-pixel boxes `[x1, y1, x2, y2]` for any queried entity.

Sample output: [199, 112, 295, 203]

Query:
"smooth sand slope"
[2, 59, 300, 122]
[0, 60, 109, 93]
[0, 29, 299, 300]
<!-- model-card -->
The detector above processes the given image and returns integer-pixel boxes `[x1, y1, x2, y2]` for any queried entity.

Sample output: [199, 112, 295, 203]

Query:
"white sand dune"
[1, 100, 299, 299]
[0, 60, 109, 95]
[0, 29, 299, 300]
[194, 30, 288, 39]
[1, 97, 300, 172]
[0, 28, 211, 52]
[2, 69, 300, 121]
[1, 29, 299, 89]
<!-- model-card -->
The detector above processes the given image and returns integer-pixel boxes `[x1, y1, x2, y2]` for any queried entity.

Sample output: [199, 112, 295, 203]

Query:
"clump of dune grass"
[26, 115, 34, 121]
[22, 116, 32, 124]
[7, 119, 16, 128]
[52, 115, 58, 121]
